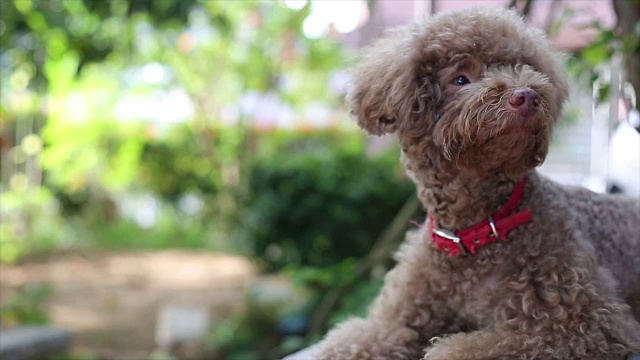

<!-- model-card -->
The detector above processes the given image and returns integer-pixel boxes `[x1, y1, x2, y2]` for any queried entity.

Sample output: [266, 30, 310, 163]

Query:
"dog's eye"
[452, 76, 470, 86]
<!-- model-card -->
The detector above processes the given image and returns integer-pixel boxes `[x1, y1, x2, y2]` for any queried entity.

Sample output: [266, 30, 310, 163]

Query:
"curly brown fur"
[315, 7, 640, 360]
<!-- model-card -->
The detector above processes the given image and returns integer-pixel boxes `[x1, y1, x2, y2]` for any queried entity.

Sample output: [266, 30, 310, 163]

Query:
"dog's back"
[535, 172, 640, 318]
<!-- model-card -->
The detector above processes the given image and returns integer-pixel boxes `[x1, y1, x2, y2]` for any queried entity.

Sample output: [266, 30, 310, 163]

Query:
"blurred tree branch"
[508, 0, 535, 18]
[305, 195, 422, 340]
[612, 0, 640, 112]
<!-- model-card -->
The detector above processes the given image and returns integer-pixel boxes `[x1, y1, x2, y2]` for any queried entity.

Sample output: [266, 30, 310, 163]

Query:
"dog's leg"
[315, 233, 456, 360]
[314, 318, 422, 360]
[423, 330, 522, 360]
[423, 314, 640, 360]
[422, 271, 640, 360]
[314, 271, 452, 360]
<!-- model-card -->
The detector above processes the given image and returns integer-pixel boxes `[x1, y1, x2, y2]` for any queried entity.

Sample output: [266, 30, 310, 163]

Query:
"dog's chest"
[450, 264, 508, 327]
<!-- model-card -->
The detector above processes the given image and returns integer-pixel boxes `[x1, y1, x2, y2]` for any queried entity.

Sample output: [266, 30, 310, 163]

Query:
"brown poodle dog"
[313, 7, 640, 360]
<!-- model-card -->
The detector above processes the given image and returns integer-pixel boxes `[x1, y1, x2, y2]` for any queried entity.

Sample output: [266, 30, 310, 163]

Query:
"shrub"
[235, 131, 414, 271]
[0, 283, 53, 327]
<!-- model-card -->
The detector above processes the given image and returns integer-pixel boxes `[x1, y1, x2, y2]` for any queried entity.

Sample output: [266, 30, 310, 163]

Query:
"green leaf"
[580, 43, 611, 66]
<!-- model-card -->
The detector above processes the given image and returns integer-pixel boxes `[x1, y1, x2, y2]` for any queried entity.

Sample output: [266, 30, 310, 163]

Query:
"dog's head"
[347, 7, 569, 176]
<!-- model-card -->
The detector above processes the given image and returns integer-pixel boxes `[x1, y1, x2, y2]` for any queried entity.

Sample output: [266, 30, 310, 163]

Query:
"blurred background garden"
[0, 0, 638, 359]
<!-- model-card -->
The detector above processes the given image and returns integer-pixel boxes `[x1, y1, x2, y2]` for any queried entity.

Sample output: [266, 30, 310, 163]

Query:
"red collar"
[429, 178, 532, 257]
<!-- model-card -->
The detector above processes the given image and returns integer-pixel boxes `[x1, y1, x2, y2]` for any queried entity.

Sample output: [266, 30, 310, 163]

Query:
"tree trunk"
[612, 0, 640, 112]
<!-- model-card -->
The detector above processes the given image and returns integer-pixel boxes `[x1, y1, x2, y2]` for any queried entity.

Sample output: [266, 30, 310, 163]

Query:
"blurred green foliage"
[0, 0, 407, 358]
[0, 283, 52, 327]
[0, 187, 72, 263]
[222, 135, 412, 357]
[1, 0, 349, 258]
[211, 286, 291, 360]
[208, 256, 388, 359]
[563, 7, 640, 104]
[239, 141, 413, 270]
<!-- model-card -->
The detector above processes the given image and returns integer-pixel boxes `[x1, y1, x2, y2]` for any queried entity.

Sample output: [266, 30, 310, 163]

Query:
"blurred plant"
[53, 355, 97, 360]
[567, 17, 640, 104]
[236, 132, 413, 270]
[0, 283, 53, 327]
[1, 0, 349, 262]
[0, 188, 72, 263]
[210, 275, 311, 360]
[1, 1, 412, 358]
[138, 125, 220, 203]
[610, 0, 640, 113]
[542, 2, 640, 109]
[211, 132, 421, 358]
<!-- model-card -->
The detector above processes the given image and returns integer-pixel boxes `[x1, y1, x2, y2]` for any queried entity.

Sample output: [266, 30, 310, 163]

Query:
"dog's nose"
[508, 88, 541, 117]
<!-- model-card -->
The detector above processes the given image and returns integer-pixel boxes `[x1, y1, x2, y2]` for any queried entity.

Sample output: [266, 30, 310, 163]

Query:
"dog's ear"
[346, 26, 421, 136]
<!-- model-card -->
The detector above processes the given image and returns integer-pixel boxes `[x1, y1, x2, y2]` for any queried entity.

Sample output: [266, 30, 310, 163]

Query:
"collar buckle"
[433, 227, 467, 255]
[488, 215, 501, 240]
[428, 177, 531, 257]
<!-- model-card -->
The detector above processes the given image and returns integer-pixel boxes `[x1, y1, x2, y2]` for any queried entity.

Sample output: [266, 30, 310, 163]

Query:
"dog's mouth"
[500, 126, 535, 136]
[497, 115, 545, 136]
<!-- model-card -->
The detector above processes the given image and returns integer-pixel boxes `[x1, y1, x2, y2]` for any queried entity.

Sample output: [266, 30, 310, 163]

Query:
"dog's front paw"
[315, 318, 422, 360]
[315, 343, 373, 360]
[422, 346, 456, 360]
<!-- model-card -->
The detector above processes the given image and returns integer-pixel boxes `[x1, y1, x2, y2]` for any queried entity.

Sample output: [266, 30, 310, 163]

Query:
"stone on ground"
[0, 326, 70, 360]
